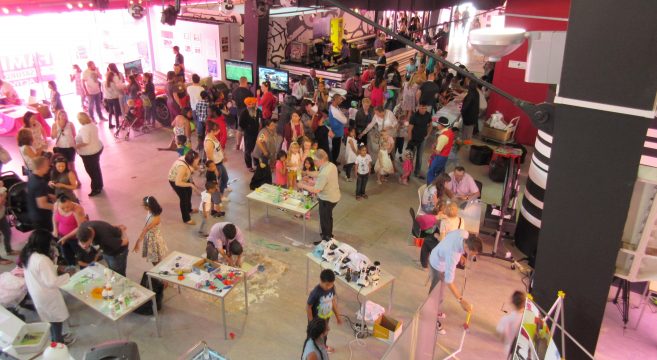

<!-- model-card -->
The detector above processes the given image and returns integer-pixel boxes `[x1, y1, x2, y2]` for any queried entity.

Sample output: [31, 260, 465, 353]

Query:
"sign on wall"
[0, 53, 56, 87]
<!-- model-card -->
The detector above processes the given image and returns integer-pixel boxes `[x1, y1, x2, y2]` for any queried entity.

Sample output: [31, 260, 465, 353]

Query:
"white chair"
[635, 281, 657, 329]
[417, 184, 428, 215]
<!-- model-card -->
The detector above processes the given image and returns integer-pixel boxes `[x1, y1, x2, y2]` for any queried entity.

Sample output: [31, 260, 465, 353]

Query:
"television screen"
[224, 60, 253, 83]
[258, 66, 289, 93]
[123, 59, 143, 77]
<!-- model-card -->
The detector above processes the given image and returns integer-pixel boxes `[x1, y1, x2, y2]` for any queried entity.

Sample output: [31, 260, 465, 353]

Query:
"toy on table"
[102, 268, 114, 300]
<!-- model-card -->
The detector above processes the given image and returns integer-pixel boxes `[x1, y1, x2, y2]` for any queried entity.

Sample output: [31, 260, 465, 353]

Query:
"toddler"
[199, 181, 219, 237]
[400, 149, 414, 185]
[355, 145, 372, 200]
[176, 135, 191, 156]
[497, 291, 526, 356]
[274, 150, 288, 187]
[205, 161, 225, 217]
[374, 129, 395, 184]
[287, 142, 301, 189]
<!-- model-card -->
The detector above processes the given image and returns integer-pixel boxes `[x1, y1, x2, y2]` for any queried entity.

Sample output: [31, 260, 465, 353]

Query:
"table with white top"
[146, 251, 248, 340]
[59, 263, 157, 339]
[305, 252, 395, 330]
[434, 100, 462, 126]
[246, 184, 318, 243]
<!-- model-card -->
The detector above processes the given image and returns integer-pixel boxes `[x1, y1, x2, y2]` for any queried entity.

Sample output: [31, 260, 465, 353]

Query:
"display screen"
[224, 59, 253, 83]
[258, 66, 289, 93]
[123, 59, 143, 77]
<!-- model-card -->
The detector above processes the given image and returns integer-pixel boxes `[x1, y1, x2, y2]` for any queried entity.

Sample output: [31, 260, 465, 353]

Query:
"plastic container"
[459, 199, 483, 235]
[12, 322, 50, 354]
[43, 342, 70, 360]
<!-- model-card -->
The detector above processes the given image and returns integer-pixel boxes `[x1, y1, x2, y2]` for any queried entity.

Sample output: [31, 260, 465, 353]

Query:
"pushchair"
[114, 97, 152, 140]
[3, 171, 33, 233]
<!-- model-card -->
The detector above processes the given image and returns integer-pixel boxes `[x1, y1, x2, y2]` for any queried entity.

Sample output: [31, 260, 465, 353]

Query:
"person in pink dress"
[274, 150, 288, 187]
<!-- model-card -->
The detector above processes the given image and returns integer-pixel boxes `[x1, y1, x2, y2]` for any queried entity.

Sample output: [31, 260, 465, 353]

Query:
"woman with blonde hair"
[438, 202, 465, 240]
[17, 128, 44, 173]
[75, 112, 104, 197]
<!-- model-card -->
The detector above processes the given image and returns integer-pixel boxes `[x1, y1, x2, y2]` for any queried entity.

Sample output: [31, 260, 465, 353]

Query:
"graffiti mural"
[266, 10, 374, 67]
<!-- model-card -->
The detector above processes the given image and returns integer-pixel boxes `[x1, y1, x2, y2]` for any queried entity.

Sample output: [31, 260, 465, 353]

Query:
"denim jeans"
[356, 174, 369, 196]
[216, 162, 229, 193]
[427, 155, 448, 185]
[104, 247, 128, 276]
[199, 216, 208, 234]
[50, 322, 64, 343]
[87, 93, 103, 120]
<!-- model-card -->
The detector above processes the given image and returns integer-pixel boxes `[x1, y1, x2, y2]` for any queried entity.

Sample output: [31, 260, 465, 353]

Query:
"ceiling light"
[89, 2, 94, 7]
[78, 2, 84, 8]
[66, 3, 74, 9]
[16, 7, 22, 13]
[1, 7, 9, 14]
[469, 27, 528, 61]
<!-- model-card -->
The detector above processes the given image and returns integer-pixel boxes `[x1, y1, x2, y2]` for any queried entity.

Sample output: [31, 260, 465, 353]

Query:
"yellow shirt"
[435, 128, 450, 153]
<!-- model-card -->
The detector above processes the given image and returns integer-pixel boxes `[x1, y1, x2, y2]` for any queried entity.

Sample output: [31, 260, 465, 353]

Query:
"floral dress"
[142, 213, 168, 263]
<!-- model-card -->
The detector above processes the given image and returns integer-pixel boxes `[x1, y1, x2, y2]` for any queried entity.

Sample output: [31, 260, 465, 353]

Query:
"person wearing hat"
[328, 94, 348, 164]
[426, 116, 454, 185]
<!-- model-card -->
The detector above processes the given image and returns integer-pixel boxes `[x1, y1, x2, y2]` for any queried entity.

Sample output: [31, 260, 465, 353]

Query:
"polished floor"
[1, 43, 656, 360]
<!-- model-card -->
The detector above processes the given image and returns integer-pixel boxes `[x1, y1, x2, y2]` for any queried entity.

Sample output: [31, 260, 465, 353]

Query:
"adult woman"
[313, 81, 329, 113]
[142, 73, 156, 125]
[52, 194, 86, 266]
[257, 81, 277, 121]
[75, 112, 104, 197]
[421, 173, 452, 214]
[369, 77, 386, 109]
[165, 71, 181, 123]
[70, 64, 85, 109]
[17, 128, 44, 173]
[412, 64, 427, 84]
[401, 77, 420, 120]
[460, 79, 480, 141]
[439, 202, 465, 240]
[204, 121, 229, 198]
[374, 47, 387, 80]
[301, 318, 329, 360]
[51, 110, 77, 171]
[168, 150, 200, 224]
[126, 74, 140, 101]
[23, 112, 48, 152]
[49, 156, 79, 203]
[284, 112, 305, 145]
[158, 111, 192, 151]
[355, 98, 374, 145]
[20, 229, 75, 344]
[104, 66, 125, 129]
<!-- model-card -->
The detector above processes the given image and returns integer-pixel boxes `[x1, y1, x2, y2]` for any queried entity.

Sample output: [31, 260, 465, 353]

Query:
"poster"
[207, 59, 218, 77]
[512, 299, 562, 360]
[329, 17, 344, 53]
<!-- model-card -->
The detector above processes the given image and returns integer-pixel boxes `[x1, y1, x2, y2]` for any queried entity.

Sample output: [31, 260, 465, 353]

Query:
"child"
[199, 181, 219, 237]
[205, 161, 225, 217]
[306, 269, 343, 353]
[76, 243, 101, 269]
[343, 128, 358, 182]
[497, 291, 526, 356]
[48, 81, 64, 113]
[287, 142, 301, 189]
[348, 100, 359, 129]
[374, 129, 395, 184]
[393, 104, 407, 159]
[301, 157, 317, 188]
[400, 149, 414, 185]
[176, 135, 192, 156]
[133, 196, 169, 265]
[206, 241, 219, 261]
[274, 150, 288, 187]
[355, 145, 372, 200]
[300, 136, 313, 166]
[249, 157, 272, 190]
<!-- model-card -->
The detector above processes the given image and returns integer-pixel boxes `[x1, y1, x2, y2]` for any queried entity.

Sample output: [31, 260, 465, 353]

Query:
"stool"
[635, 281, 657, 329]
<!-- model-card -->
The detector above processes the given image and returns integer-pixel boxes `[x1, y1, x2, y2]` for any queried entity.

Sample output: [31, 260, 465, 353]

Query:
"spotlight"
[89, 2, 94, 7]
[16, 7, 22, 13]
[2, 7, 9, 14]
[78, 2, 84, 8]
[66, 3, 73, 9]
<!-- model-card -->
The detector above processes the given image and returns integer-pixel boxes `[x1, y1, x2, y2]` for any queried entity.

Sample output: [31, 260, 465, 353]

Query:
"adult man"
[252, 118, 279, 169]
[327, 95, 348, 164]
[77, 221, 129, 276]
[429, 229, 481, 334]
[427, 117, 454, 185]
[416, 77, 441, 111]
[187, 74, 204, 115]
[173, 45, 184, 70]
[232, 76, 253, 116]
[447, 166, 480, 201]
[0, 79, 19, 105]
[292, 77, 310, 102]
[344, 73, 362, 104]
[239, 97, 262, 171]
[82, 61, 104, 121]
[300, 99, 317, 141]
[207, 222, 245, 267]
[306, 69, 318, 95]
[407, 102, 433, 179]
[27, 157, 54, 231]
[360, 64, 376, 85]
[195, 91, 210, 161]
[337, 39, 350, 64]
[299, 150, 340, 244]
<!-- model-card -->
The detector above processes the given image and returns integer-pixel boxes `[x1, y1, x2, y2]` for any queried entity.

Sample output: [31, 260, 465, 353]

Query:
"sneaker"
[346, 178, 353, 182]
[63, 333, 76, 346]
[436, 321, 446, 335]
[198, 232, 209, 238]
[212, 211, 226, 218]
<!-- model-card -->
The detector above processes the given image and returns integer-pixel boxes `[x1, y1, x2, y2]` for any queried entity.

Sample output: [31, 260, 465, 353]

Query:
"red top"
[438, 129, 455, 157]
[258, 91, 277, 120]
[370, 86, 384, 108]
[209, 115, 228, 149]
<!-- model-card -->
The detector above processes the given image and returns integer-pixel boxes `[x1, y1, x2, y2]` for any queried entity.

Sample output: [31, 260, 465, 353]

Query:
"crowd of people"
[0, 28, 524, 356]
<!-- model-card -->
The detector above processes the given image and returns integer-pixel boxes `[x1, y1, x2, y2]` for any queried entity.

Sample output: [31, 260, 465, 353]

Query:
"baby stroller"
[3, 171, 33, 233]
[114, 97, 151, 140]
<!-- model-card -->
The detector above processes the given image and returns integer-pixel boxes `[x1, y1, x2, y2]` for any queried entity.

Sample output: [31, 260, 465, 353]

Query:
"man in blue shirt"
[429, 229, 482, 334]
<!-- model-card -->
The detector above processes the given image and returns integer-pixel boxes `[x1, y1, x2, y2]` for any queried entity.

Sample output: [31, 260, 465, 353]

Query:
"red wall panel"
[487, 0, 570, 145]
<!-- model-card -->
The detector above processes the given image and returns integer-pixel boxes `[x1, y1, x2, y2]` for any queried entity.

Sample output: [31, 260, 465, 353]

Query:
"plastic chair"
[474, 180, 483, 199]
[417, 184, 428, 215]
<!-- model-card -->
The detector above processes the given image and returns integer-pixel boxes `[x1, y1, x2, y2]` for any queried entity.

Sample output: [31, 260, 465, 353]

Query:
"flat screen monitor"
[258, 66, 289, 93]
[224, 59, 253, 83]
[123, 59, 143, 77]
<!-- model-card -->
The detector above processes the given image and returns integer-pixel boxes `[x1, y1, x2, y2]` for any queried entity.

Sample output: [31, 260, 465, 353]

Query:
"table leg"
[266, 204, 269, 219]
[222, 298, 228, 340]
[303, 213, 307, 243]
[360, 299, 367, 333]
[388, 279, 395, 313]
[147, 274, 161, 337]
[306, 256, 310, 294]
[115, 321, 122, 339]
[248, 199, 251, 230]
[244, 275, 249, 315]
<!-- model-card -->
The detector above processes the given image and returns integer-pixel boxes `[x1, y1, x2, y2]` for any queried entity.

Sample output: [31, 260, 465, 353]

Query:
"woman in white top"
[75, 112, 104, 197]
[168, 150, 201, 225]
[23, 112, 48, 152]
[51, 110, 77, 171]
[17, 128, 44, 173]
[359, 106, 398, 167]
[20, 229, 74, 344]
[204, 121, 229, 199]
[70, 64, 85, 109]
[439, 202, 465, 240]
[103, 65, 125, 129]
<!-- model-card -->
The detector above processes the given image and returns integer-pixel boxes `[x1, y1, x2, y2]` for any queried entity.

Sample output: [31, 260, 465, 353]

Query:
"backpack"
[134, 272, 164, 315]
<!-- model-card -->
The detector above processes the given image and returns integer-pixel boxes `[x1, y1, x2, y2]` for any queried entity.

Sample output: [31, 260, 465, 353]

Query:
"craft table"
[59, 263, 157, 339]
[246, 184, 318, 243]
[305, 252, 395, 330]
[434, 100, 462, 126]
[146, 251, 248, 340]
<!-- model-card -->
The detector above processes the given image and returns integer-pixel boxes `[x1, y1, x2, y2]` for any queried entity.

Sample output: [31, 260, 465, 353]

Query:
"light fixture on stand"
[468, 27, 528, 61]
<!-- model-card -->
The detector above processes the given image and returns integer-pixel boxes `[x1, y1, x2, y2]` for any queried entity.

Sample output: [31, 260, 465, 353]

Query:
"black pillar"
[533, 0, 657, 358]
[243, 2, 269, 68]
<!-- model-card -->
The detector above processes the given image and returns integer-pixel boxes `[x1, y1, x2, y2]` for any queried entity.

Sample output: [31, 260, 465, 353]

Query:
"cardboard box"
[192, 258, 222, 273]
[480, 124, 514, 143]
[373, 315, 402, 344]
[28, 103, 52, 119]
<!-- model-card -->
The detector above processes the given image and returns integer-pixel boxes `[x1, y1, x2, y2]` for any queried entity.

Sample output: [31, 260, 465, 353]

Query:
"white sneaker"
[436, 321, 446, 335]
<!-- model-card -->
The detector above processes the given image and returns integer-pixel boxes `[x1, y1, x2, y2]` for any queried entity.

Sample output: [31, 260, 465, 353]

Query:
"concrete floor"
[2, 39, 656, 360]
